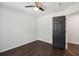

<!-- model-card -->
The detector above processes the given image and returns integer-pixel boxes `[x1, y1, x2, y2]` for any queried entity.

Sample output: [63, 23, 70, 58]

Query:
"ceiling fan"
[25, 2, 45, 11]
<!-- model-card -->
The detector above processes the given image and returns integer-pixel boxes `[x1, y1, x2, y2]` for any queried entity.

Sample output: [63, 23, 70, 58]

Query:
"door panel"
[53, 16, 66, 49]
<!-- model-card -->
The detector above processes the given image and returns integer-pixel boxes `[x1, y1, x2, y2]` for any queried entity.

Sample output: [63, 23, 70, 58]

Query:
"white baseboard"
[68, 42, 79, 45]
[37, 38, 52, 44]
[0, 40, 36, 53]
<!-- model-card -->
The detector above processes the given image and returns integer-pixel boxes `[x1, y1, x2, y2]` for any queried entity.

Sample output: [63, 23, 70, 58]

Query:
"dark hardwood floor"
[0, 40, 78, 56]
[67, 43, 79, 56]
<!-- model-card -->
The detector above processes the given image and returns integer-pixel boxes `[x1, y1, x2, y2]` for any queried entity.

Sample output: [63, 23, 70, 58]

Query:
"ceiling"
[0, 2, 77, 16]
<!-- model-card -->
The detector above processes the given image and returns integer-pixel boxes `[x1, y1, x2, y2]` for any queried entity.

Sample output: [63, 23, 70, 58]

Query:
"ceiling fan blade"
[38, 7, 44, 11]
[25, 5, 35, 8]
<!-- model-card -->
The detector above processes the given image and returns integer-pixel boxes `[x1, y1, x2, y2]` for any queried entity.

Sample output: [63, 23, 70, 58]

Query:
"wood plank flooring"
[67, 43, 79, 56]
[0, 40, 78, 56]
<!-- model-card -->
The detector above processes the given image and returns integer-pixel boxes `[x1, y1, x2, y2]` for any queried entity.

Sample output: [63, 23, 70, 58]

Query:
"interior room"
[0, 2, 79, 56]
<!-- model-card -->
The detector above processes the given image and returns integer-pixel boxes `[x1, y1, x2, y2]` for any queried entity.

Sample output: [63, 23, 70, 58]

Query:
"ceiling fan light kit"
[34, 7, 39, 11]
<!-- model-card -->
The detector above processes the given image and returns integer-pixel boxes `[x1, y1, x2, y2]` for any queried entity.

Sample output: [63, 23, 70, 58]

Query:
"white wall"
[38, 15, 52, 43]
[66, 12, 79, 45]
[0, 7, 37, 52]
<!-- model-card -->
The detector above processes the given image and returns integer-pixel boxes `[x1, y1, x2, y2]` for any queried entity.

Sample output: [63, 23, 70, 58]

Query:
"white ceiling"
[0, 2, 77, 16]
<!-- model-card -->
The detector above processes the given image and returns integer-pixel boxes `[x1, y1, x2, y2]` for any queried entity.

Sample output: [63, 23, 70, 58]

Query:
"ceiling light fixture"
[34, 7, 39, 11]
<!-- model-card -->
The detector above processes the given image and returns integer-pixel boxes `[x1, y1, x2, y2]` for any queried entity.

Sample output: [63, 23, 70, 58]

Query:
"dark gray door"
[53, 16, 66, 49]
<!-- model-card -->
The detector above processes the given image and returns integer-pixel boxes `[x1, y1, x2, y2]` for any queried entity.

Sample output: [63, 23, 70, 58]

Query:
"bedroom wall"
[38, 15, 52, 43]
[66, 11, 79, 45]
[0, 7, 37, 52]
